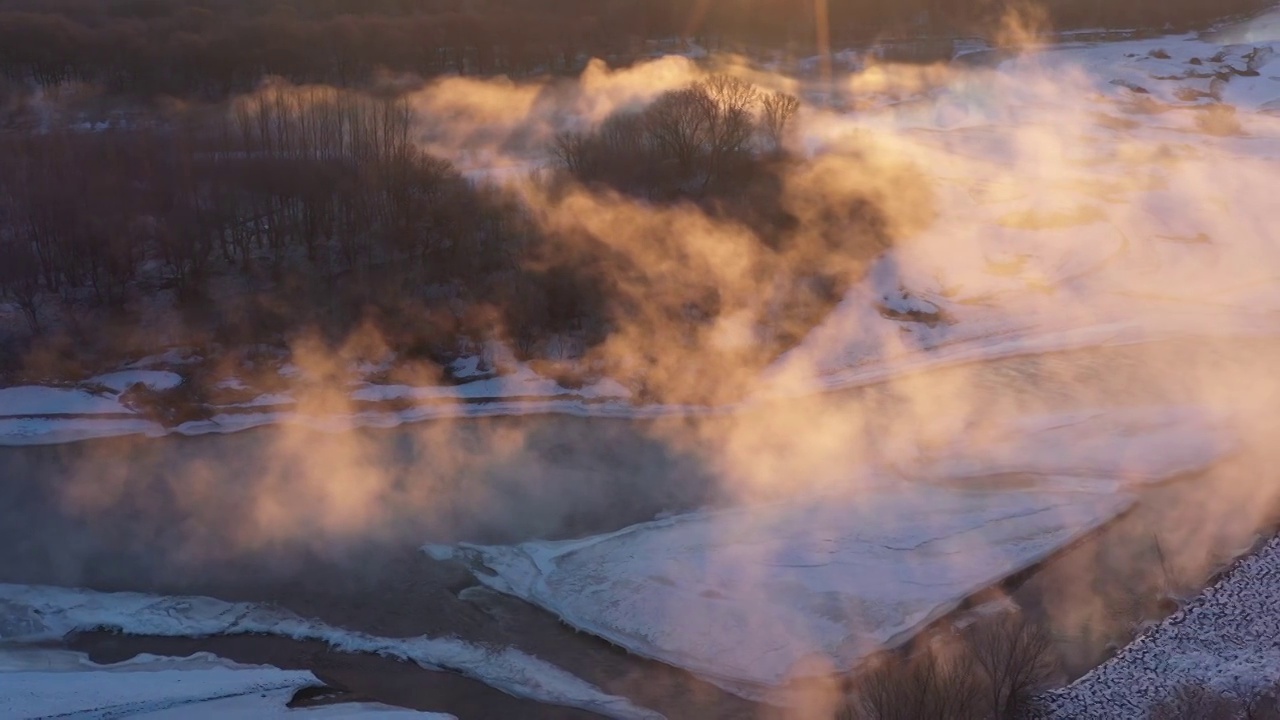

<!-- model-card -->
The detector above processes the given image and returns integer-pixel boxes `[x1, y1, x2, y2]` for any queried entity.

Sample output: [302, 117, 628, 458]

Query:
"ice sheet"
[440, 403, 1231, 700]
[448, 477, 1135, 700]
[0, 585, 662, 720]
[1, 649, 447, 719]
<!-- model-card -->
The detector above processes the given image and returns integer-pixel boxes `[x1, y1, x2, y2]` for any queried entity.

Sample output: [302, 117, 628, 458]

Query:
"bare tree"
[687, 74, 759, 190]
[0, 237, 44, 333]
[846, 640, 984, 720]
[552, 130, 590, 175]
[645, 87, 713, 174]
[760, 90, 801, 154]
[964, 613, 1056, 718]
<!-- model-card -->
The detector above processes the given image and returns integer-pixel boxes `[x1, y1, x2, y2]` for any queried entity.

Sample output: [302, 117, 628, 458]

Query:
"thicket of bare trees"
[0, 61, 911, 395]
[0, 76, 837, 381]
[553, 75, 799, 198]
[0, 0, 1267, 101]
[839, 613, 1057, 720]
[0, 85, 566, 367]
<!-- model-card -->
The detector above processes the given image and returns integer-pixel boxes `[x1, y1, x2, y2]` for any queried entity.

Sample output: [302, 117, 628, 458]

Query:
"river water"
[4, 336, 1280, 717]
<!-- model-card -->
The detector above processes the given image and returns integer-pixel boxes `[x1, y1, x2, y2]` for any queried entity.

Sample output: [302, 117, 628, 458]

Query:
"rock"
[1245, 46, 1274, 74]
[1111, 79, 1151, 94]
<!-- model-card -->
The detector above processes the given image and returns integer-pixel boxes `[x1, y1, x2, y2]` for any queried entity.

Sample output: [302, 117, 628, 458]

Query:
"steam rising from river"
[41, 8, 1280, 715]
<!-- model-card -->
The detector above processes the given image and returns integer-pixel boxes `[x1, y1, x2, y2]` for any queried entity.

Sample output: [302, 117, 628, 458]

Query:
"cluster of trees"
[0, 84, 557, 365]
[0, 0, 1269, 101]
[553, 75, 800, 198]
[0, 74, 898, 396]
[839, 613, 1056, 720]
[538, 74, 906, 402]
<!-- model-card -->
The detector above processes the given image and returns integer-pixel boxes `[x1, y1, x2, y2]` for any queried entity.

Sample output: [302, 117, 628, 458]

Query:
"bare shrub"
[845, 638, 984, 720]
[838, 612, 1056, 720]
[553, 74, 777, 196]
[964, 613, 1057, 718]
[1196, 104, 1243, 136]
[760, 90, 801, 154]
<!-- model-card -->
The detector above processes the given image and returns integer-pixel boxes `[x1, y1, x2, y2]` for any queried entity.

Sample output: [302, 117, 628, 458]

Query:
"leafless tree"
[645, 87, 713, 173]
[696, 74, 760, 188]
[964, 613, 1056, 718]
[846, 640, 984, 720]
[761, 90, 801, 154]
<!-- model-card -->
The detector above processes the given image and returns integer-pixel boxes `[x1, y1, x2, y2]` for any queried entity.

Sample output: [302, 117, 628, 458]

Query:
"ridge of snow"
[1, 649, 449, 719]
[0, 585, 663, 720]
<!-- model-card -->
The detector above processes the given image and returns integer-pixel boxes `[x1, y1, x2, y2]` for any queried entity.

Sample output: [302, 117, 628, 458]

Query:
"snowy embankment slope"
[433, 404, 1232, 702]
[0, 584, 662, 720]
[1, 649, 449, 719]
[1032, 534, 1280, 718]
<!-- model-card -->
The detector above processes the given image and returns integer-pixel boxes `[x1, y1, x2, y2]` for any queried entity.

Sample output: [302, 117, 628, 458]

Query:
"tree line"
[553, 74, 800, 198]
[0, 0, 1268, 101]
[0, 85, 543, 365]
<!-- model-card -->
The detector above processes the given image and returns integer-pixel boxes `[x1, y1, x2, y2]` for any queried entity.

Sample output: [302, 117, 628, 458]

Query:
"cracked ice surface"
[447, 476, 1135, 700]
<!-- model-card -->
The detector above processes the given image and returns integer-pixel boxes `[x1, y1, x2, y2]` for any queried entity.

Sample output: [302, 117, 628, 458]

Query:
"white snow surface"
[1032, 533, 1280, 718]
[90, 370, 185, 393]
[0, 386, 128, 417]
[1, 649, 448, 719]
[767, 13, 1280, 395]
[0, 585, 662, 720]
[351, 363, 632, 403]
[439, 404, 1228, 701]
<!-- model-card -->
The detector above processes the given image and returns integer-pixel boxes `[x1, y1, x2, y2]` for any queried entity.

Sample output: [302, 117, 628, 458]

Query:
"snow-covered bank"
[0, 585, 662, 720]
[0, 358, 645, 446]
[1032, 533, 1280, 718]
[1, 649, 447, 719]
[434, 404, 1230, 702]
[0, 305, 1270, 447]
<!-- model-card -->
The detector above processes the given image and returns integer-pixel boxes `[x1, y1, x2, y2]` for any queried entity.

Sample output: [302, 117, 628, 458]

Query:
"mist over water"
[3, 6, 1280, 717]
